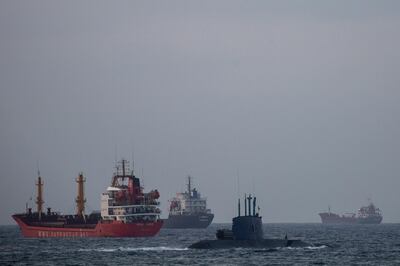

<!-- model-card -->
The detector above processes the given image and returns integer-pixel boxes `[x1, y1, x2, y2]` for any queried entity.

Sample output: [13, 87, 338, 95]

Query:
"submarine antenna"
[236, 169, 240, 198]
[247, 194, 252, 216]
[253, 197, 256, 216]
[244, 193, 247, 216]
[238, 198, 241, 217]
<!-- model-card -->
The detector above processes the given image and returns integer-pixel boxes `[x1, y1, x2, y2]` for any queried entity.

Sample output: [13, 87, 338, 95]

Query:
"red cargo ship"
[13, 159, 163, 237]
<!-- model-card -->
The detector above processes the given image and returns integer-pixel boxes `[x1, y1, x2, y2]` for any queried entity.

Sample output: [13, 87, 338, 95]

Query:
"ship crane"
[35, 173, 44, 221]
[75, 173, 86, 221]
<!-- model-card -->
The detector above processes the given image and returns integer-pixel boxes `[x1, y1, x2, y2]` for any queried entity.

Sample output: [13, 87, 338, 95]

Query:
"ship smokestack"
[75, 173, 86, 219]
[36, 174, 44, 220]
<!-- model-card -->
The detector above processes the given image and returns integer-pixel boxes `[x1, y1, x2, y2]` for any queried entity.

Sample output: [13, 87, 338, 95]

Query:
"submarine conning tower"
[232, 194, 263, 240]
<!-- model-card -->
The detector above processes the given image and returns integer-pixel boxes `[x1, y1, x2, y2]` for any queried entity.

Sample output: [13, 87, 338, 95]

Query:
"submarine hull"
[188, 194, 314, 249]
[189, 238, 311, 249]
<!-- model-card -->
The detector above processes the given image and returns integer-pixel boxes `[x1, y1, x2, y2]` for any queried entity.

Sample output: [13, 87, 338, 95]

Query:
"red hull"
[13, 215, 163, 238]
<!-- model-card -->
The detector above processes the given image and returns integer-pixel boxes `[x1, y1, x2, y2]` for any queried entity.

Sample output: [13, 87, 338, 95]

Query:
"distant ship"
[319, 202, 383, 224]
[163, 176, 214, 228]
[13, 159, 163, 237]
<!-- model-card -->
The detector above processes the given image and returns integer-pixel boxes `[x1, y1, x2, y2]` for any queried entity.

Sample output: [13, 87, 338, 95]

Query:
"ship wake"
[285, 245, 328, 250]
[78, 246, 189, 252]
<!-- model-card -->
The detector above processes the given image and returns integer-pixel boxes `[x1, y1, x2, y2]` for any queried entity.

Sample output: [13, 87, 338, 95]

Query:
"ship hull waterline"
[13, 215, 163, 238]
[319, 213, 382, 224]
[163, 213, 214, 229]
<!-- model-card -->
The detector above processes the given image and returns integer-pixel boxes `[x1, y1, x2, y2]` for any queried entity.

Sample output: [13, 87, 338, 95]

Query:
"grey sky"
[1, 1, 399, 225]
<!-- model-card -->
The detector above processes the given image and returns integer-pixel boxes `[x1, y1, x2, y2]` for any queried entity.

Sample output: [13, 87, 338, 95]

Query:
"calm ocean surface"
[1, 223, 400, 265]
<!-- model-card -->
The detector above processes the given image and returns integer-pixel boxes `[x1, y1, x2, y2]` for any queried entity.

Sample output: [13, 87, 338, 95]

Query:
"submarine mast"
[238, 198, 241, 216]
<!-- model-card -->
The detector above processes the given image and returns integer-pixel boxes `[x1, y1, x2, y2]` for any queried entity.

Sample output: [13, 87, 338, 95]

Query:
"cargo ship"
[163, 176, 214, 228]
[319, 202, 383, 224]
[12, 159, 163, 237]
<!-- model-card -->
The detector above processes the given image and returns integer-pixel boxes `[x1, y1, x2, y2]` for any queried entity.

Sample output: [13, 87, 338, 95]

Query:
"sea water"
[1, 223, 400, 265]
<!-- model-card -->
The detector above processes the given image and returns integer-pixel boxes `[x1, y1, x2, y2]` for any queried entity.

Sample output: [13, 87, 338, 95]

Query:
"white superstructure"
[100, 160, 161, 223]
[169, 176, 211, 215]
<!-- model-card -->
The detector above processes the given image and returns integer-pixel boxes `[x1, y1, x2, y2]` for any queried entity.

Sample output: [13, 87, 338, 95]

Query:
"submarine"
[189, 194, 312, 249]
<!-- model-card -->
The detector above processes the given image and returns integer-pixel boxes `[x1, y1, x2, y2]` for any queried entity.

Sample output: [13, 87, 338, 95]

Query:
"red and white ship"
[13, 159, 163, 237]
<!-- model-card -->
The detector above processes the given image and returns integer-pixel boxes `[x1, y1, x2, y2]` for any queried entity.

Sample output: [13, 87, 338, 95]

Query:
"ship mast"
[187, 175, 192, 198]
[75, 173, 86, 219]
[35, 173, 44, 220]
[112, 159, 131, 186]
[122, 159, 126, 177]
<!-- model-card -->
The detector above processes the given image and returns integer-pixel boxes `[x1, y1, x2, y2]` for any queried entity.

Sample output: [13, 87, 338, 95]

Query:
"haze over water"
[1, 1, 400, 225]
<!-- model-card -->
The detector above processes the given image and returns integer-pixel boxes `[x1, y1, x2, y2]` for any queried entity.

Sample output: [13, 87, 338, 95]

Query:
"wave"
[233, 245, 328, 252]
[78, 246, 188, 252]
[286, 245, 328, 250]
